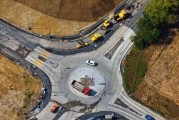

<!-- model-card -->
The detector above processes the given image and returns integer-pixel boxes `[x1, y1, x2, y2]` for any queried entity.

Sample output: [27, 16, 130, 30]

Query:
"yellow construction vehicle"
[114, 9, 130, 21]
[91, 33, 101, 42]
[103, 20, 110, 28]
[76, 40, 89, 49]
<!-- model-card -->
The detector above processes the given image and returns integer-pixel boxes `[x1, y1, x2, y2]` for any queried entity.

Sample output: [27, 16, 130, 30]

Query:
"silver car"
[86, 60, 97, 66]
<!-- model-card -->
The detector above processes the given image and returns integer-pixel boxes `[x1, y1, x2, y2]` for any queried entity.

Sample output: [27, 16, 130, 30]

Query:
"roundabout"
[68, 66, 106, 97]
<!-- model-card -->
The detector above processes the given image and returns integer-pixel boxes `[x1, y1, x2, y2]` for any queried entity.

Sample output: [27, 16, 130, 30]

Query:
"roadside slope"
[0, 0, 122, 36]
[135, 31, 179, 119]
[0, 54, 41, 120]
[15, 0, 122, 22]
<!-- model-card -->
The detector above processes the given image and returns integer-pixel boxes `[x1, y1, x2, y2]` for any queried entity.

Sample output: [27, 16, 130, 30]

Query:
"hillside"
[15, 0, 121, 22]
[0, 54, 41, 120]
[0, 0, 122, 35]
[134, 30, 179, 119]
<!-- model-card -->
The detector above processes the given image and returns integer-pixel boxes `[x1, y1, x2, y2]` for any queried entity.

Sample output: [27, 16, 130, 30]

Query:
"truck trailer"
[71, 80, 91, 95]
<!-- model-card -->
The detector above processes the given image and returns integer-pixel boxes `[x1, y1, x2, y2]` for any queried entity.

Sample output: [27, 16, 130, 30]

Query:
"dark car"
[145, 115, 155, 120]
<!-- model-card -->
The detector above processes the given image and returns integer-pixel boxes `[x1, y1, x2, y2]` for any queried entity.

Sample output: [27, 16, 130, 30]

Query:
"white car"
[86, 60, 97, 66]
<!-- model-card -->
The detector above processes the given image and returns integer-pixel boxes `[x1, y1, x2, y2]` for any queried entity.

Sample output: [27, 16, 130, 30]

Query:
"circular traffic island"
[68, 66, 106, 98]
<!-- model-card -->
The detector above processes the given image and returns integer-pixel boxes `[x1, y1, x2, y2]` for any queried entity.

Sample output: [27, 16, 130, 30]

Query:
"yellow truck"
[91, 33, 101, 42]
[114, 9, 130, 21]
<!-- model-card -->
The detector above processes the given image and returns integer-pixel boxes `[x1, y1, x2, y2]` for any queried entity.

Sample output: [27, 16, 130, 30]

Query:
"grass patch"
[24, 90, 34, 103]
[123, 47, 147, 94]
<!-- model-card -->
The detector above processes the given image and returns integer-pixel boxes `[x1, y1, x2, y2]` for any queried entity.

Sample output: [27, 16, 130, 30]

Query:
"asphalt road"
[0, 0, 166, 120]
[78, 111, 129, 120]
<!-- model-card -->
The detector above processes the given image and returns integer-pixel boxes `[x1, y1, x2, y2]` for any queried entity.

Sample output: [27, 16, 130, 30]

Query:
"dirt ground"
[0, 0, 122, 36]
[15, 0, 121, 22]
[134, 30, 179, 120]
[0, 54, 41, 120]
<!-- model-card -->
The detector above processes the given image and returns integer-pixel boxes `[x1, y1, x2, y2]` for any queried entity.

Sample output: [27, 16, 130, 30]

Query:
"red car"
[51, 104, 59, 113]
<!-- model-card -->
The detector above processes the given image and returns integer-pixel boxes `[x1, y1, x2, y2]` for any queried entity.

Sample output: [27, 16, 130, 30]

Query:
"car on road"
[86, 60, 97, 66]
[145, 115, 155, 120]
[51, 104, 59, 113]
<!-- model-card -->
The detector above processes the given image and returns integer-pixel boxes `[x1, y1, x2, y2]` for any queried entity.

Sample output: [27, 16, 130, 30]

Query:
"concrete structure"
[68, 67, 106, 97]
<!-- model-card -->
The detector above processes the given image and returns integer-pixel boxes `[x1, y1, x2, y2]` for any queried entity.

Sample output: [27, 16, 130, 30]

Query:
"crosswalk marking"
[41, 50, 51, 59]
[33, 58, 44, 68]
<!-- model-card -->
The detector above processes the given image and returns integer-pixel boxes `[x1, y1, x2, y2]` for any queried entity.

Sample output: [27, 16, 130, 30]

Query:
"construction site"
[0, 0, 123, 36]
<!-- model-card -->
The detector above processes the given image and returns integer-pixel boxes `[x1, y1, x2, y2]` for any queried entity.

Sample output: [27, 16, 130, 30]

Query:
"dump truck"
[71, 80, 91, 95]
[114, 9, 130, 21]
[76, 40, 89, 49]
[103, 20, 111, 28]
[91, 33, 101, 42]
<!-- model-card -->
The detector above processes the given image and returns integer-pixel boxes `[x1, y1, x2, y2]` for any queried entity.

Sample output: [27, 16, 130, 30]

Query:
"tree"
[132, 13, 160, 49]
[132, 0, 179, 49]
[145, 0, 179, 25]
[132, 28, 159, 49]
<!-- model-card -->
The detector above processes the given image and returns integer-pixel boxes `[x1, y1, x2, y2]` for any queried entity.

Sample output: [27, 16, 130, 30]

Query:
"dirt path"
[0, 54, 41, 120]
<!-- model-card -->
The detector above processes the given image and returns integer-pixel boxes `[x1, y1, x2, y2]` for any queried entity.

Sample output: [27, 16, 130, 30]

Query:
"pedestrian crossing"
[41, 50, 51, 59]
[25, 46, 52, 68]
[33, 58, 44, 68]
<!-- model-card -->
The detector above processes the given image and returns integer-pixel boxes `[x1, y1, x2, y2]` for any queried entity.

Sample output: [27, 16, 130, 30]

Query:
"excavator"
[114, 9, 130, 21]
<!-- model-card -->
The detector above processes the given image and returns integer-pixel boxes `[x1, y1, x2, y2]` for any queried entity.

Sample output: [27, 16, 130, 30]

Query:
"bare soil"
[0, 0, 122, 36]
[15, 0, 122, 22]
[134, 30, 179, 119]
[0, 54, 41, 120]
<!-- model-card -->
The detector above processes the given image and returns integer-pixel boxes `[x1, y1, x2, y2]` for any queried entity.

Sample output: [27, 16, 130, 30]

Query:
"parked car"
[145, 115, 155, 120]
[51, 104, 59, 113]
[86, 60, 97, 66]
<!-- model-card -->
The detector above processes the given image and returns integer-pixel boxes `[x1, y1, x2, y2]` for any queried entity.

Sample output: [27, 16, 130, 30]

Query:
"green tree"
[132, 13, 160, 49]
[132, 0, 179, 49]
[145, 0, 179, 25]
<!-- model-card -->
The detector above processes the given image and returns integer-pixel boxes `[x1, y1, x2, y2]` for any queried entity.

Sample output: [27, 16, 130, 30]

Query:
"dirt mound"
[135, 31, 179, 119]
[15, 0, 121, 22]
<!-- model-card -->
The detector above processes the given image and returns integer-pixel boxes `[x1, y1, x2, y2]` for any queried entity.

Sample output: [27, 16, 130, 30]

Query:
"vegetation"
[123, 48, 148, 94]
[132, 0, 179, 49]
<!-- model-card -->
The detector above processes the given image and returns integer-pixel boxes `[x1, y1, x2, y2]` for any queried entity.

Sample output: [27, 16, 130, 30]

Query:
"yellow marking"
[33, 59, 44, 68]
[41, 50, 51, 58]
[40, 53, 48, 59]
[33, 60, 42, 68]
